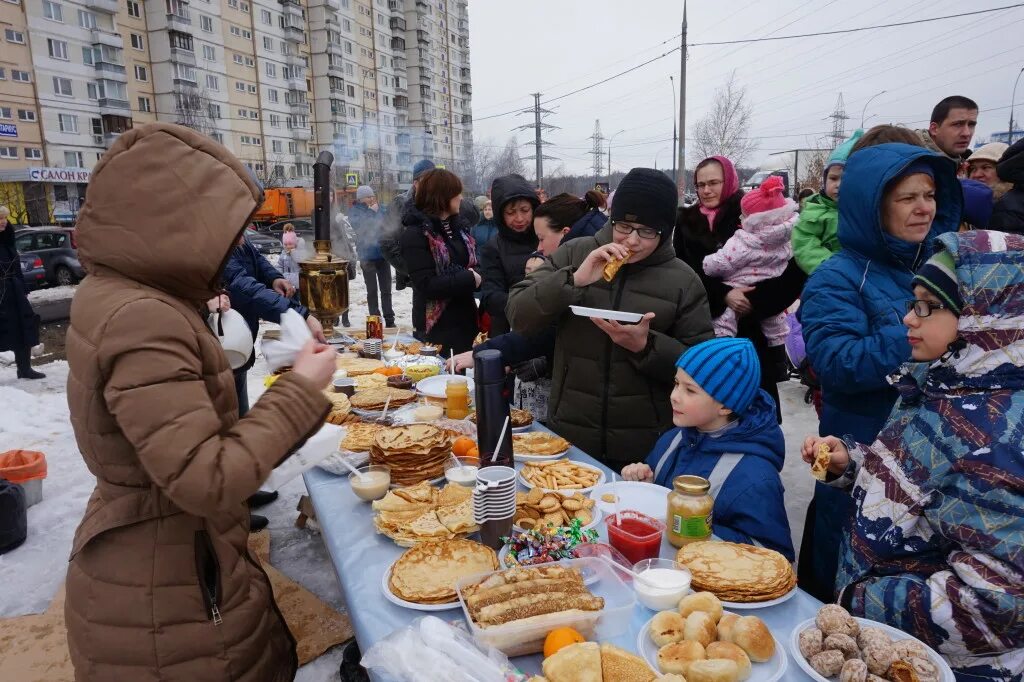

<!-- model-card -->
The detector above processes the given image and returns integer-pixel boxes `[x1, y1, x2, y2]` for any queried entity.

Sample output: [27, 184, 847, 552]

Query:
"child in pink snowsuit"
[702, 175, 798, 348]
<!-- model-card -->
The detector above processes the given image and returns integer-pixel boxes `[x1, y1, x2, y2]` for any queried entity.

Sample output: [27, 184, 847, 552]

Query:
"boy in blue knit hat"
[621, 337, 794, 560]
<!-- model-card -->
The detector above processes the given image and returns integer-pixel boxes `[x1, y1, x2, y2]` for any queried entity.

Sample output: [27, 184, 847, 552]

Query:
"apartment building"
[0, 0, 473, 223]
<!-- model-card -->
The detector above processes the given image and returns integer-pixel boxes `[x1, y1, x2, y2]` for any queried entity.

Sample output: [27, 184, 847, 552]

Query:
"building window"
[247, 84, 257, 94]
[91, 118, 103, 137]
[233, 53, 243, 65]
[138, 96, 151, 112]
[87, 82, 99, 99]
[169, 32, 193, 51]
[25, 148, 43, 160]
[127, 0, 140, 17]
[265, 62, 276, 78]
[202, 45, 215, 60]
[342, 18, 350, 31]
[0, 68, 5, 80]
[235, 81, 245, 92]
[260, 8, 271, 24]
[346, 84, 355, 97]
[228, 0, 237, 8]
[245, 56, 255, 66]
[78, 9, 96, 28]
[48, 39, 69, 60]
[134, 65, 148, 81]
[263, 36, 273, 51]
[59, 113, 78, 133]
[12, 70, 31, 82]
[5, 29, 26, 44]
[0, 147, 16, 159]
[269, 113, 280, 127]
[82, 46, 98, 65]
[18, 109, 36, 121]
[272, 139, 283, 153]
[130, 33, 144, 50]
[43, 0, 62, 21]
[174, 63, 197, 82]
[344, 41, 352, 54]
[64, 151, 84, 167]
[208, 103, 221, 119]
[0, 107, 9, 119]
[240, 1, 249, 12]
[53, 77, 73, 96]
[206, 74, 219, 90]
[230, 25, 241, 36]
[201, 15, 213, 32]
[267, 88, 278, 103]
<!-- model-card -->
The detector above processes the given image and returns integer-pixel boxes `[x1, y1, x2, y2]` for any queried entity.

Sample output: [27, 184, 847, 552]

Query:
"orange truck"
[253, 186, 359, 224]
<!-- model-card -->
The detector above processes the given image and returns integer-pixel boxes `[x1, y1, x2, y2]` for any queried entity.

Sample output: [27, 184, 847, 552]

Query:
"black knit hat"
[611, 168, 678, 239]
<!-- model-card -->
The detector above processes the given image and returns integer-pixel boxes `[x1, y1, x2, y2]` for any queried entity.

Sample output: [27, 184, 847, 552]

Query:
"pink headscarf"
[696, 155, 740, 230]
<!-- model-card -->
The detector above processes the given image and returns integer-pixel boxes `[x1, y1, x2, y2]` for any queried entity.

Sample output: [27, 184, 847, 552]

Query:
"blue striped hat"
[675, 338, 761, 415]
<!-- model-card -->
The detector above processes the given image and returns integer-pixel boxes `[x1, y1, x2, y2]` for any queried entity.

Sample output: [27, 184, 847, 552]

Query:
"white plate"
[638, 611, 788, 681]
[517, 463, 606, 494]
[416, 374, 476, 400]
[789, 617, 955, 682]
[512, 423, 533, 434]
[514, 448, 569, 463]
[589, 481, 669, 520]
[381, 566, 461, 611]
[721, 585, 799, 610]
[390, 474, 445, 489]
[570, 305, 644, 323]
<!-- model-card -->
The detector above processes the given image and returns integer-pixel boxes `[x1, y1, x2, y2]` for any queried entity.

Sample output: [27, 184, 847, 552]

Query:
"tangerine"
[452, 437, 476, 458]
[543, 627, 585, 658]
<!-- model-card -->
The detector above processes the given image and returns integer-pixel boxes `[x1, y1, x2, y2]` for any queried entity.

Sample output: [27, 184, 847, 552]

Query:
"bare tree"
[691, 72, 757, 167]
[490, 137, 526, 181]
[799, 153, 826, 194]
[459, 139, 497, 194]
[174, 85, 215, 137]
[253, 153, 289, 188]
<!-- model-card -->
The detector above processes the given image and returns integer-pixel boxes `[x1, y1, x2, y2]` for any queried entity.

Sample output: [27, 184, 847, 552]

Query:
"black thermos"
[473, 349, 513, 468]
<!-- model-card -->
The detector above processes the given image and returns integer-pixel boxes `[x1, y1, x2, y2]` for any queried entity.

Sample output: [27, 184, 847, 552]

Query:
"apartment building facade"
[0, 0, 472, 224]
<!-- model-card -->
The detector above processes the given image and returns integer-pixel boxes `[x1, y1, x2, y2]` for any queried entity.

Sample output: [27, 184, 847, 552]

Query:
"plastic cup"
[605, 511, 665, 565]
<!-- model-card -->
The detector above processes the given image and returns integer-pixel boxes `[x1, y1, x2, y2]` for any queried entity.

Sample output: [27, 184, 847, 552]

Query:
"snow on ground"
[26, 285, 77, 306]
[0, 272, 820, 679]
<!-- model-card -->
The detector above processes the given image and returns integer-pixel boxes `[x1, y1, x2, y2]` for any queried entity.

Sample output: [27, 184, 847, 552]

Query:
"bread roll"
[858, 627, 891, 650]
[906, 656, 941, 682]
[679, 591, 724, 623]
[650, 610, 686, 647]
[890, 639, 929, 661]
[706, 641, 752, 681]
[731, 616, 775, 662]
[657, 640, 705, 676]
[824, 633, 860, 660]
[840, 658, 868, 682]
[717, 612, 740, 642]
[686, 659, 740, 682]
[798, 627, 824, 659]
[816, 604, 859, 637]
[809, 650, 845, 677]
[862, 643, 895, 676]
[683, 611, 718, 648]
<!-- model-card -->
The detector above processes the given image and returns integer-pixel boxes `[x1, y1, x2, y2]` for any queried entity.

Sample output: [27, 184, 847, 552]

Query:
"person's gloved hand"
[511, 357, 548, 383]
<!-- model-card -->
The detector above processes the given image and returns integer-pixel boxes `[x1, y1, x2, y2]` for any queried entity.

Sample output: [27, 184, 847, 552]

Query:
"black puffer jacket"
[0, 222, 40, 352]
[479, 174, 539, 335]
[991, 137, 1024, 234]
[399, 204, 478, 353]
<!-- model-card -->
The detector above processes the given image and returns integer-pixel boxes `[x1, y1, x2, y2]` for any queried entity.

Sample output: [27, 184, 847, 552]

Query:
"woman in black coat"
[479, 174, 540, 336]
[398, 169, 480, 353]
[674, 156, 805, 421]
[0, 206, 43, 379]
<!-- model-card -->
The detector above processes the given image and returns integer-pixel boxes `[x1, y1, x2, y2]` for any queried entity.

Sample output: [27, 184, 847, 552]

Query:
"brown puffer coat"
[64, 123, 330, 681]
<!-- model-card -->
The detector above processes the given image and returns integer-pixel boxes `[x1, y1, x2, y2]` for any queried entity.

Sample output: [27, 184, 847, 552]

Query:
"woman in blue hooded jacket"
[797, 143, 963, 602]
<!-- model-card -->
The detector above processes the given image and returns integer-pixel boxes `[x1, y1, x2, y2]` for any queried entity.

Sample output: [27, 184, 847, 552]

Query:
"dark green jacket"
[507, 225, 714, 467]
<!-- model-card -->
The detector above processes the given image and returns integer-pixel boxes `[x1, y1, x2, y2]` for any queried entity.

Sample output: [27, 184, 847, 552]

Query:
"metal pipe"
[312, 151, 334, 242]
[1009, 67, 1024, 144]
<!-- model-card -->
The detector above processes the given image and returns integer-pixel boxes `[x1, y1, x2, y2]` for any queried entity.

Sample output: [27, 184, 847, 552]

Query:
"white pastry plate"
[513, 448, 569, 463]
[415, 374, 477, 400]
[517, 463, 606, 494]
[589, 481, 669, 520]
[569, 305, 643, 323]
[638, 611, 788, 682]
[721, 586, 799, 610]
[389, 474, 445, 490]
[381, 565, 461, 611]
[789, 617, 955, 682]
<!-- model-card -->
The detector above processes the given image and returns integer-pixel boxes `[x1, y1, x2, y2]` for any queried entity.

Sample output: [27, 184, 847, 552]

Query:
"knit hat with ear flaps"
[610, 168, 678, 241]
[912, 249, 963, 315]
[675, 337, 761, 415]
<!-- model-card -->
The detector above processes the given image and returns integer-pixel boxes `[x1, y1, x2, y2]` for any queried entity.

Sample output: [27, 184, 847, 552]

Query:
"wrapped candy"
[500, 519, 599, 567]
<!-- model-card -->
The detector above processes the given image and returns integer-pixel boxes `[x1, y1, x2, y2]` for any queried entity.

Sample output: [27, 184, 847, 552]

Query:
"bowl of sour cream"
[632, 558, 692, 611]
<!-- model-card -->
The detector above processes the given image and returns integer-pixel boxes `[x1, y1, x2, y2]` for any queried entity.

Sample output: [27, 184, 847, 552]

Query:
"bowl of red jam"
[605, 511, 665, 565]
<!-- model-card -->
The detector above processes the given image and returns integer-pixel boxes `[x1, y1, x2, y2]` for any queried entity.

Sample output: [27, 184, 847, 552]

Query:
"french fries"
[520, 460, 602, 491]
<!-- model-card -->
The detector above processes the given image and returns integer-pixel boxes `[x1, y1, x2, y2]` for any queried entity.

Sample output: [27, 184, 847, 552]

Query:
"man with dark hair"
[925, 95, 978, 162]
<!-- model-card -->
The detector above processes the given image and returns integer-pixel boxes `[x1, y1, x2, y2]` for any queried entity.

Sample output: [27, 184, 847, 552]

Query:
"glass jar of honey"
[666, 475, 713, 548]
[445, 377, 470, 420]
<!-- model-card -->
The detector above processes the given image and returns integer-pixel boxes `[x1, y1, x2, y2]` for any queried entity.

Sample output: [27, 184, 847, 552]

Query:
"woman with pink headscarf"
[674, 156, 807, 422]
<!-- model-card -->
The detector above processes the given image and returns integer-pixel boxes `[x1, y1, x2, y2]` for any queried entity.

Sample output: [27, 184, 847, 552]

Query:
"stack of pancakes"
[675, 541, 796, 603]
[388, 539, 498, 605]
[335, 355, 385, 376]
[339, 423, 384, 452]
[369, 424, 451, 485]
[322, 391, 352, 426]
[462, 564, 604, 628]
[350, 387, 417, 412]
[372, 481, 478, 546]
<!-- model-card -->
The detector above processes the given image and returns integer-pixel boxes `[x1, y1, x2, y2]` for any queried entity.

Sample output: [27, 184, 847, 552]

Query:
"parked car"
[245, 227, 283, 256]
[14, 227, 86, 287]
[19, 252, 46, 292]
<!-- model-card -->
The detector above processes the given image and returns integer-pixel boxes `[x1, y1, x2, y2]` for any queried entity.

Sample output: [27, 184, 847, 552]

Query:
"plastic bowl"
[348, 464, 391, 501]
[632, 558, 692, 611]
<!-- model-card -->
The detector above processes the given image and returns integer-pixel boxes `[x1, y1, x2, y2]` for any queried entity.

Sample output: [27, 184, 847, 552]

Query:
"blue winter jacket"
[562, 208, 607, 244]
[798, 143, 963, 601]
[471, 218, 498, 263]
[348, 202, 384, 261]
[223, 236, 308, 343]
[646, 390, 794, 561]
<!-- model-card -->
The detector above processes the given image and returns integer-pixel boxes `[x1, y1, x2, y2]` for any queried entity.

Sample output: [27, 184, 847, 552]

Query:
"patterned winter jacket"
[833, 230, 1024, 682]
[702, 199, 798, 287]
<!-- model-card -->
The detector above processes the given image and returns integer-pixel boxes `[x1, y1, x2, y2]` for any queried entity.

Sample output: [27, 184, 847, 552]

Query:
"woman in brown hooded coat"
[64, 123, 335, 681]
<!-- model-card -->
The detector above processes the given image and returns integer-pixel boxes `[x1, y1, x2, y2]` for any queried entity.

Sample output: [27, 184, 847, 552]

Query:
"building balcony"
[90, 29, 123, 49]
[94, 62, 128, 83]
[393, 95, 408, 109]
[460, 66, 470, 79]
[291, 127, 312, 141]
[170, 47, 197, 66]
[418, 84, 430, 97]
[324, 0, 340, 8]
[390, 36, 406, 51]
[296, 152, 314, 164]
[389, 0, 402, 10]
[396, 133, 411, 148]
[415, 0, 427, 11]
[457, 19, 468, 32]
[166, 13, 192, 32]
[416, 30, 429, 45]
[389, 16, 406, 31]
[460, 83, 471, 95]
[393, 56, 407, 71]
[289, 102, 308, 117]
[286, 53, 305, 68]
[461, 113, 472, 125]
[327, 61, 344, 77]
[326, 42, 343, 57]
[284, 25, 304, 43]
[103, 131, 123, 147]
[287, 76, 305, 92]
[84, 0, 118, 13]
[280, 1, 302, 21]
[98, 97, 130, 114]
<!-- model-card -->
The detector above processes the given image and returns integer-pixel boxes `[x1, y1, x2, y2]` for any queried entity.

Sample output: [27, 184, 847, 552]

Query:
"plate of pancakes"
[383, 538, 499, 611]
[675, 541, 797, 608]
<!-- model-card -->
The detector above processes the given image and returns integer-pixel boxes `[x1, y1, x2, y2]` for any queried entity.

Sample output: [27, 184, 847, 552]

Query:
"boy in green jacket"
[792, 130, 863, 275]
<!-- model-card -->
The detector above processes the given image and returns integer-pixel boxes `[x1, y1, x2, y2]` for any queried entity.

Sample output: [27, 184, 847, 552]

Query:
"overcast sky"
[466, 0, 1023, 178]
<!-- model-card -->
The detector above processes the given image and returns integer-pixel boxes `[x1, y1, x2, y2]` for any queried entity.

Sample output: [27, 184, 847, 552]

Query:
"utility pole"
[827, 93, 851, 150]
[677, 1, 687, 194]
[589, 120, 605, 183]
[515, 93, 558, 187]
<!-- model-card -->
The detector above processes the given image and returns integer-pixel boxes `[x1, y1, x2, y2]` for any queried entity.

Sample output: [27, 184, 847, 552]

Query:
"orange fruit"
[543, 627, 585, 658]
[452, 437, 476, 458]
[466, 446, 479, 461]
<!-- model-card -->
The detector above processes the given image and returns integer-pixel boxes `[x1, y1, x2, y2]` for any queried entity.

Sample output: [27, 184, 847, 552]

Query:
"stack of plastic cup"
[472, 466, 517, 549]
[362, 338, 383, 360]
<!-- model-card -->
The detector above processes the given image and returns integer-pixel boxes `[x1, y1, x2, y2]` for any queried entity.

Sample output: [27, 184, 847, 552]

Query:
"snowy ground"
[0, 270, 820, 680]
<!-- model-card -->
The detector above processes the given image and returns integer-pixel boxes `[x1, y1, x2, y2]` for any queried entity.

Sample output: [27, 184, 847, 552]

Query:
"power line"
[688, 3, 1024, 46]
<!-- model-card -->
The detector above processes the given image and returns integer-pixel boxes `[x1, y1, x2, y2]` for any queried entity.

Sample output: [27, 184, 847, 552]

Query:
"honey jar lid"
[673, 475, 710, 495]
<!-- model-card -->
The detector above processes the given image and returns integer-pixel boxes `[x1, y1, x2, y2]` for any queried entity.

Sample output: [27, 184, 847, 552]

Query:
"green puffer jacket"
[507, 225, 714, 467]
[791, 192, 840, 275]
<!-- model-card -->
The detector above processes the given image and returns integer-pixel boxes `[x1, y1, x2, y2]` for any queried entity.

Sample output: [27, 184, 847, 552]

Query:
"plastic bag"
[262, 309, 313, 373]
[361, 616, 528, 682]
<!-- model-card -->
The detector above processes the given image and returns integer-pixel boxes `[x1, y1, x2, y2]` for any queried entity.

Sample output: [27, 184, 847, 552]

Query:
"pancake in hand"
[602, 250, 632, 282]
[811, 442, 832, 481]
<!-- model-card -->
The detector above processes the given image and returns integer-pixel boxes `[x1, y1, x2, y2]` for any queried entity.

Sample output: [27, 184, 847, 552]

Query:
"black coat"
[991, 137, 1024, 234]
[674, 194, 806, 420]
[480, 175, 539, 336]
[399, 205, 478, 353]
[0, 223, 39, 352]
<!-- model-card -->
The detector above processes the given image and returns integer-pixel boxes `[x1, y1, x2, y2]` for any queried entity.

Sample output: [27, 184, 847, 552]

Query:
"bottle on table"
[473, 349, 513, 468]
[445, 377, 470, 420]
[666, 475, 714, 548]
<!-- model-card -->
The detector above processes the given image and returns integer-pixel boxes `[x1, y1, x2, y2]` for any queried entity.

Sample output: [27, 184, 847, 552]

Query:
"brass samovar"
[298, 151, 349, 337]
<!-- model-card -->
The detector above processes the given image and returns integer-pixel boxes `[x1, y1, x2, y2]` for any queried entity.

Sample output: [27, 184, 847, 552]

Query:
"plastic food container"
[605, 511, 665, 565]
[455, 556, 636, 657]
[632, 558, 692, 611]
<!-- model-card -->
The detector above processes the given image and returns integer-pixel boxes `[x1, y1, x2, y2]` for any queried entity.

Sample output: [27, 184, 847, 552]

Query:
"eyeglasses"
[695, 179, 723, 190]
[906, 299, 949, 318]
[612, 221, 661, 240]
